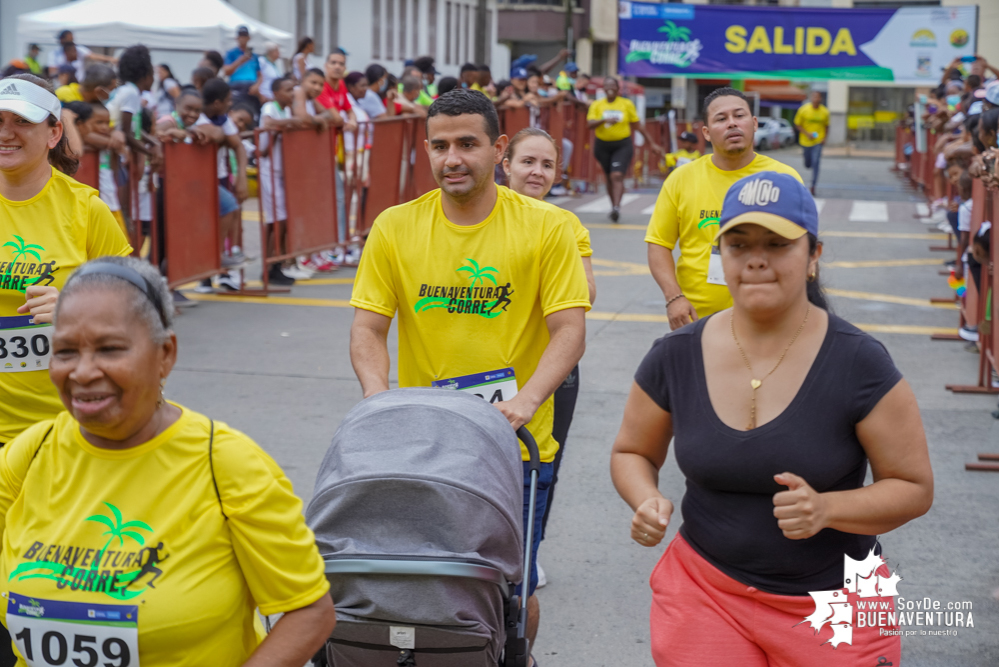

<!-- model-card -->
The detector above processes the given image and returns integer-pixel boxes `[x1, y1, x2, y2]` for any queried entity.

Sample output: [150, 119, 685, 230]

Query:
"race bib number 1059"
[6, 595, 138, 667]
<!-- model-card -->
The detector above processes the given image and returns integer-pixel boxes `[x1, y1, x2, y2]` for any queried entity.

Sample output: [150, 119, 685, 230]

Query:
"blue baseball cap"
[716, 171, 818, 241]
[511, 67, 528, 80]
[564, 62, 579, 74]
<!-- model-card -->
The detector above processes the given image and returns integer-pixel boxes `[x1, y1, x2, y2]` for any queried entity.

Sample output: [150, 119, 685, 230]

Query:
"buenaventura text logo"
[625, 21, 703, 68]
[414, 259, 514, 318]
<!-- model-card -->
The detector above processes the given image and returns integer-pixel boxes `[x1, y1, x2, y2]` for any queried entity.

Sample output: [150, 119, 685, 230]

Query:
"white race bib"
[432, 368, 518, 404]
[0, 316, 53, 373]
[707, 246, 727, 286]
[6, 595, 139, 667]
[602, 110, 624, 125]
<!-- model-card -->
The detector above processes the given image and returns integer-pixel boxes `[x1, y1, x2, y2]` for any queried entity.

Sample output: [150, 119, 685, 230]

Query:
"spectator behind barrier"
[189, 66, 215, 93]
[0, 256, 336, 665]
[201, 50, 224, 76]
[437, 76, 459, 97]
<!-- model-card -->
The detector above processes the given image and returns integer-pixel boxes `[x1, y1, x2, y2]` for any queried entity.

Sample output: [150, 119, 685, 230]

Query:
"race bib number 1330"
[6, 595, 138, 667]
[0, 316, 53, 373]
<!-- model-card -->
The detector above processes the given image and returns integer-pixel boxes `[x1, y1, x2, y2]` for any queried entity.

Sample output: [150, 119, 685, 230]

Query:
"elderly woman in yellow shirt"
[587, 77, 663, 222]
[0, 256, 336, 666]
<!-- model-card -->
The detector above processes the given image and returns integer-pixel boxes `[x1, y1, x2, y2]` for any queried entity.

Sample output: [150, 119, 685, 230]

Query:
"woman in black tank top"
[611, 172, 933, 666]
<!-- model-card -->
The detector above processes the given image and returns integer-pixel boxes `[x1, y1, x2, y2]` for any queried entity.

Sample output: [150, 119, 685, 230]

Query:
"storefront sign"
[618, 2, 978, 84]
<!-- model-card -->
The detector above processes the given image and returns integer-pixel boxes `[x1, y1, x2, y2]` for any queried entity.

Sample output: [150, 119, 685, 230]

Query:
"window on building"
[592, 42, 610, 77]
[413, 0, 420, 57]
[387, 0, 396, 60]
[296, 0, 337, 56]
[372, 0, 381, 59]
[445, 2, 452, 65]
[429, 0, 438, 58]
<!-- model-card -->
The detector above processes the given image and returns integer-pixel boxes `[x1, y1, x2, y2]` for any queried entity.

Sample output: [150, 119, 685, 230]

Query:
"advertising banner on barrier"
[617, 2, 978, 84]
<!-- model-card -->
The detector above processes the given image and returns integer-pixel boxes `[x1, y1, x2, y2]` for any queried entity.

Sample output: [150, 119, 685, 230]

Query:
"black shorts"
[594, 137, 634, 176]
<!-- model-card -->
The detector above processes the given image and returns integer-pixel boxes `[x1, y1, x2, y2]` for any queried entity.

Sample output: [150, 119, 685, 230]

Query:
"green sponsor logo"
[625, 21, 702, 68]
[414, 259, 514, 318]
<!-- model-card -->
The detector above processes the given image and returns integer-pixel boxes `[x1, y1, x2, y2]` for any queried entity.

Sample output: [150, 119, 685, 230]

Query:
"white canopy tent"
[17, 0, 294, 56]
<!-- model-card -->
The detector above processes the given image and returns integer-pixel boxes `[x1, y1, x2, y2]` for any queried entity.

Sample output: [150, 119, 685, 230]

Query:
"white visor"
[0, 78, 62, 124]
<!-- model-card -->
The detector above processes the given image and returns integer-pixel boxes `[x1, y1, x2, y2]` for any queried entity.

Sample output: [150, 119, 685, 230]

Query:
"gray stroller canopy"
[307, 387, 525, 582]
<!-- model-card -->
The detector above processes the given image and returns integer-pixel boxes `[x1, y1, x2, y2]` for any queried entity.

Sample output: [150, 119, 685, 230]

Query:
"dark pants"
[0, 625, 12, 666]
[802, 144, 822, 189]
[541, 365, 579, 540]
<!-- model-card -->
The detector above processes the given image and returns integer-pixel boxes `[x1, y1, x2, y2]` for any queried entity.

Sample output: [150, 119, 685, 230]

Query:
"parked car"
[754, 118, 797, 149]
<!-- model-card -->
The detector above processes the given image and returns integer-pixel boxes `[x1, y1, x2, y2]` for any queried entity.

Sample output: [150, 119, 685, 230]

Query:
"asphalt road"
[168, 148, 998, 666]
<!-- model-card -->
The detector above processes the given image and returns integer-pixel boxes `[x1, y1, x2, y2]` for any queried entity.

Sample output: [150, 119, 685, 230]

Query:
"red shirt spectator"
[318, 79, 351, 114]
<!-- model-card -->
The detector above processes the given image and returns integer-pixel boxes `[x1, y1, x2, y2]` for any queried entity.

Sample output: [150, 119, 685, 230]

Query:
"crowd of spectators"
[2, 28, 598, 295]
[904, 55, 996, 386]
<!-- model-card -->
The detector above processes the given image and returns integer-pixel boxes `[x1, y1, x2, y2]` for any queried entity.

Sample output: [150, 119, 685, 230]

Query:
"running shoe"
[344, 247, 362, 266]
[325, 248, 347, 266]
[283, 265, 315, 281]
[959, 325, 979, 342]
[193, 278, 214, 294]
[536, 562, 547, 589]
[609, 207, 620, 223]
[299, 254, 338, 273]
[216, 271, 240, 292]
[267, 264, 295, 286]
[221, 253, 246, 269]
[172, 290, 198, 308]
[548, 184, 567, 196]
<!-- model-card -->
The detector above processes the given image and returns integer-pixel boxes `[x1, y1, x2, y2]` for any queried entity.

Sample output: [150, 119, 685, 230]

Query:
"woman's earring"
[808, 271, 817, 282]
[158, 378, 166, 407]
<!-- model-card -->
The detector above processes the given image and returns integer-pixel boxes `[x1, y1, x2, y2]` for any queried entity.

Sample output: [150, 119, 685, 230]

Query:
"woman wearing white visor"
[0, 75, 130, 445]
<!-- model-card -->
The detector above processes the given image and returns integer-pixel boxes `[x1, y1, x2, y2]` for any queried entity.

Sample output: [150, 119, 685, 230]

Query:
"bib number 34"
[6, 596, 138, 667]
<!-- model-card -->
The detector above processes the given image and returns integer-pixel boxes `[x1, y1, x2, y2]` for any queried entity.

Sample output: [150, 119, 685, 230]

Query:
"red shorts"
[649, 534, 901, 667]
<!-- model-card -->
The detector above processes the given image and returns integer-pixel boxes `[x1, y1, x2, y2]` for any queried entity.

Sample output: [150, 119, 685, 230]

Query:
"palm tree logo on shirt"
[3, 236, 46, 293]
[413, 258, 509, 318]
[455, 259, 498, 289]
[86, 502, 153, 564]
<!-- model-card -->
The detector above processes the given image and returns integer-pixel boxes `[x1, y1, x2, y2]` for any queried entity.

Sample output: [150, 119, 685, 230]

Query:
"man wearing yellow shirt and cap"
[350, 88, 589, 667]
[794, 90, 830, 195]
[646, 87, 802, 330]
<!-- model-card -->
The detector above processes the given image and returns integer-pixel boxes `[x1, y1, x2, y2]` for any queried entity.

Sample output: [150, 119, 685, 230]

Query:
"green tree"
[2, 236, 44, 276]
[456, 258, 498, 289]
[86, 502, 153, 568]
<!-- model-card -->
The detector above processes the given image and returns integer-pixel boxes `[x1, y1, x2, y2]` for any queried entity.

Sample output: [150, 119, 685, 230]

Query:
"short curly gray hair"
[55, 256, 174, 344]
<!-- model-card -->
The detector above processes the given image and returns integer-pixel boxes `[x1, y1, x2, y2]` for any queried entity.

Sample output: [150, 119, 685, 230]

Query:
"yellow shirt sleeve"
[539, 210, 591, 316]
[0, 421, 54, 537]
[86, 193, 133, 258]
[645, 179, 680, 249]
[586, 100, 602, 122]
[625, 100, 639, 124]
[212, 424, 330, 616]
[793, 106, 805, 128]
[349, 220, 399, 318]
[564, 211, 592, 257]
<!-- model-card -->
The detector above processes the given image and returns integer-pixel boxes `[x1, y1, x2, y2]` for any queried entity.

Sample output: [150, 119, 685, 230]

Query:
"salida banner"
[617, 2, 978, 84]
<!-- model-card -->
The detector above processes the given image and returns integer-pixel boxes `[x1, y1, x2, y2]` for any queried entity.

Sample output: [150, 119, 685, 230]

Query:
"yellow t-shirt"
[0, 169, 131, 442]
[645, 154, 802, 318]
[587, 97, 639, 142]
[794, 103, 830, 147]
[664, 149, 701, 170]
[350, 186, 591, 463]
[55, 84, 83, 103]
[0, 406, 329, 666]
[533, 200, 592, 258]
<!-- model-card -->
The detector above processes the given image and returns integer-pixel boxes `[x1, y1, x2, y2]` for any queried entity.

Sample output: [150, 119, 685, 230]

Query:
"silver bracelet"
[665, 293, 685, 308]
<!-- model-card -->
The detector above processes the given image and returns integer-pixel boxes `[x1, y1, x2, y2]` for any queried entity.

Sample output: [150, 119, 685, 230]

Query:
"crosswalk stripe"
[848, 201, 889, 223]
[814, 198, 825, 215]
[574, 193, 640, 213]
[641, 203, 657, 215]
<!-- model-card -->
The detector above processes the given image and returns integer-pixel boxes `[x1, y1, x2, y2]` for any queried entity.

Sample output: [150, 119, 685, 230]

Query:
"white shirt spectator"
[48, 44, 92, 81]
[109, 81, 142, 136]
[259, 57, 283, 102]
[344, 93, 371, 153]
[195, 113, 240, 179]
[153, 77, 180, 118]
[958, 199, 973, 233]
[359, 89, 386, 120]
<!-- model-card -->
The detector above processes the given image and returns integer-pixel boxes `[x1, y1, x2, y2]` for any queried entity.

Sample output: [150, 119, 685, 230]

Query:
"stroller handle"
[516, 426, 540, 474]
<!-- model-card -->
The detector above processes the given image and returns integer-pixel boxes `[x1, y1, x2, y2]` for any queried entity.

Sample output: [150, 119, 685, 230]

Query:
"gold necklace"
[730, 306, 811, 430]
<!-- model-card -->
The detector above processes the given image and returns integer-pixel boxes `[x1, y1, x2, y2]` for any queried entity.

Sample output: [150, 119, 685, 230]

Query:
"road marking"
[187, 293, 353, 307]
[853, 323, 958, 336]
[245, 277, 356, 286]
[591, 258, 650, 276]
[848, 201, 889, 223]
[546, 196, 575, 208]
[584, 223, 647, 231]
[641, 203, 657, 215]
[824, 258, 944, 269]
[242, 209, 261, 222]
[575, 193, 640, 213]
[821, 231, 947, 240]
[814, 198, 825, 215]
[825, 288, 957, 309]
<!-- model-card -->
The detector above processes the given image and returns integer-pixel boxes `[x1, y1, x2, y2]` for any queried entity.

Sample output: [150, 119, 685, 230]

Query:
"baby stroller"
[306, 388, 541, 667]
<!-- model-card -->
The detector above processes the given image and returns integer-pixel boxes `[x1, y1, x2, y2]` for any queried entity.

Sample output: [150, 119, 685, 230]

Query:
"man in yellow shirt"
[350, 88, 589, 667]
[794, 91, 830, 195]
[662, 130, 702, 178]
[586, 77, 663, 221]
[646, 87, 802, 329]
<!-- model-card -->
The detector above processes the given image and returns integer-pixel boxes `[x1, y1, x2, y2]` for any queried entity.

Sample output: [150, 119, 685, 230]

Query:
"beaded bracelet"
[665, 293, 686, 308]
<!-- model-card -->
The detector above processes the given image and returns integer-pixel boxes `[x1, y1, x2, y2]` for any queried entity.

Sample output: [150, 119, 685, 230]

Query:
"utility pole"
[475, 0, 489, 64]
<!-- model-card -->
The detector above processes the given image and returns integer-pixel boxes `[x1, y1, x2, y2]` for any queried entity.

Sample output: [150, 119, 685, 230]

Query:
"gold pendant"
[751, 379, 762, 389]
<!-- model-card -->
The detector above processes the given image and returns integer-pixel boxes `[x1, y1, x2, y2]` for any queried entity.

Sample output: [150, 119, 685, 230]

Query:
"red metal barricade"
[362, 117, 411, 232]
[501, 107, 531, 141]
[74, 151, 99, 189]
[410, 119, 438, 198]
[287, 127, 340, 252]
[161, 141, 219, 288]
